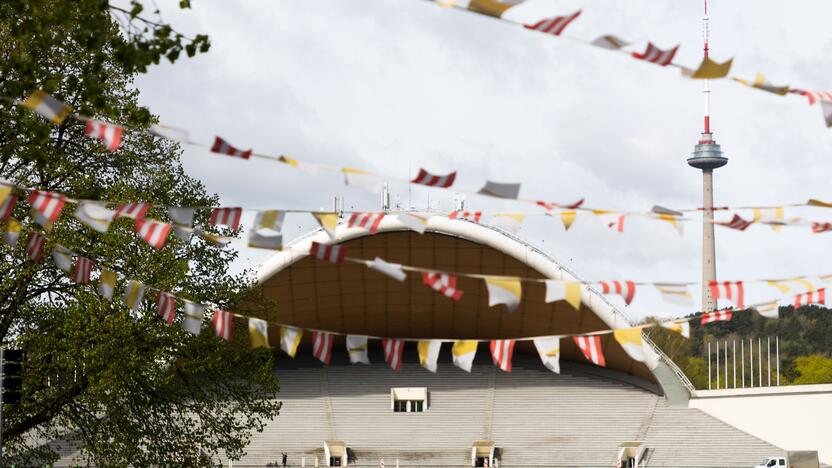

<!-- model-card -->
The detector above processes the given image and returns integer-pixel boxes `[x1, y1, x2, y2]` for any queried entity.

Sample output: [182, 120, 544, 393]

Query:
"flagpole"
[758, 337, 762, 386]
[767, 336, 771, 387]
[708, 341, 712, 390]
[776, 336, 780, 386]
[749, 338, 753, 388]
[716, 341, 720, 389]
[733, 340, 737, 388]
[741, 339, 745, 388]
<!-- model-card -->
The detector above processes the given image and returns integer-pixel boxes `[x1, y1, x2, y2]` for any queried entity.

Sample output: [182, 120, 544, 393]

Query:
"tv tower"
[687, 0, 727, 313]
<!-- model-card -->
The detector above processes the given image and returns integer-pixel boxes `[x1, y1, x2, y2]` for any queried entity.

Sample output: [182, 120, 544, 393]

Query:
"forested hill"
[645, 305, 832, 389]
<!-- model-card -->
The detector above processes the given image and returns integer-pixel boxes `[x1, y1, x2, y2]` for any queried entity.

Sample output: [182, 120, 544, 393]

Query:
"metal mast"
[687, 0, 727, 313]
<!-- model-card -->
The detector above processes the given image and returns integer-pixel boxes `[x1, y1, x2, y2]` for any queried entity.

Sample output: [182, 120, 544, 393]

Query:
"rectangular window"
[391, 388, 428, 412]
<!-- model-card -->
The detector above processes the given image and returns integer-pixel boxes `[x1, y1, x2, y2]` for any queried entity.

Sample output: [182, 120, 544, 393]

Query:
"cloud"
[134, 0, 832, 320]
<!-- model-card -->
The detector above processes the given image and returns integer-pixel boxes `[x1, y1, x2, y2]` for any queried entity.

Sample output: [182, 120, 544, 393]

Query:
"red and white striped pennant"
[382, 338, 405, 372]
[213, 309, 233, 341]
[631, 42, 679, 66]
[811, 222, 832, 233]
[134, 218, 172, 250]
[715, 214, 754, 231]
[209, 207, 242, 230]
[25, 231, 46, 262]
[348, 212, 385, 234]
[599, 280, 636, 305]
[573, 335, 606, 367]
[210, 136, 252, 159]
[607, 214, 625, 232]
[523, 10, 581, 36]
[27, 190, 66, 224]
[449, 210, 482, 223]
[700, 309, 733, 325]
[312, 331, 334, 365]
[0, 194, 17, 221]
[490, 339, 516, 372]
[411, 168, 456, 188]
[156, 291, 176, 325]
[422, 271, 464, 301]
[115, 202, 150, 220]
[791, 89, 832, 106]
[309, 241, 346, 264]
[536, 198, 584, 211]
[708, 281, 745, 308]
[72, 256, 94, 284]
[84, 119, 123, 152]
[794, 288, 825, 308]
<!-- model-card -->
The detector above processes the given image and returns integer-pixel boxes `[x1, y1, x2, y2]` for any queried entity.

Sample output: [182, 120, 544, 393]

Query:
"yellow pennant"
[560, 211, 576, 231]
[313, 212, 339, 239]
[733, 73, 790, 96]
[807, 199, 832, 208]
[691, 57, 734, 79]
[467, 0, 514, 17]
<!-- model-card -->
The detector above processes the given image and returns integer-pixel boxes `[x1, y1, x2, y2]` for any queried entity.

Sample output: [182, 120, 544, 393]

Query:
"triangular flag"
[249, 318, 270, 348]
[690, 56, 733, 79]
[249, 210, 285, 249]
[753, 301, 779, 319]
[823, 100, 832, 128]
[0, 187, 14, 220]
[368, 257, 407, 282]
[51, 245, 74, 273]
[3, 219, 22, 248]
[452, 340, 478, 372]
[248, 230, 283, 250]
[560, 211, 576, 231]
[343, 167, 385, 193]
[346, 335, 370, 364]
[418, 340, 442, 373]
[807, 198, 832, 208]
[312, 212, 339, 240]
[613, 327, 659, 369]
[396, 213, 429, 234]
[278, 155, 321, 175]
[484, 277, 522, 312]
[654, 283, 694, 307]
[733, 73, 790, 96]
[122, 280, 145, 313]
[752, 207, 785, 232]
[489, 214, 525, 235]
[280, 326, 302, 358]
[182, 301, 205, 335]
[660, 320, 690, 339]
[98, 269, 117, 300]
[22, 90, 72, 124]
[149, 123, 190, 142]
[477, 181, 521, 199]
[591, 34, 630, 50]
[74, 202, 116, 233]
[544, 280, 581, 310]
[533, 337, 560, 373]
[168, 207, 196, 240]
[467, 0, 515, 18]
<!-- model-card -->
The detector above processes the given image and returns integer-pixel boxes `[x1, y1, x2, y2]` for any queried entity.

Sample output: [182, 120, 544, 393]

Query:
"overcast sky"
[133, 0, 832, 321]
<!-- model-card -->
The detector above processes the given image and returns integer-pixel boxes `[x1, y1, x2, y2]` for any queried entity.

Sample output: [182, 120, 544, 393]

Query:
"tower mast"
[687, 0, 727, 313]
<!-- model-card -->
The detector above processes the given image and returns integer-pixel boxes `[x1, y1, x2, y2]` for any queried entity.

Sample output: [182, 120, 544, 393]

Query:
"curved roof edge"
[257, 214, 635, 331]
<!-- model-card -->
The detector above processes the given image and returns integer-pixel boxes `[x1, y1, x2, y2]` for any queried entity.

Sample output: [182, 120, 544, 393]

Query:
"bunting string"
[0, 214, 824, 375]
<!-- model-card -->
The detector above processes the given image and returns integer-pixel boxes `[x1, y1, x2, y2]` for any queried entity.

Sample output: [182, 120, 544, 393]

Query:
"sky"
[132, 0, 832, 322]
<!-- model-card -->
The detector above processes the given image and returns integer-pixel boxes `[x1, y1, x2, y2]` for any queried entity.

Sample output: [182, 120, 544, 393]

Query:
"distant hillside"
[644, 305, 832, 389]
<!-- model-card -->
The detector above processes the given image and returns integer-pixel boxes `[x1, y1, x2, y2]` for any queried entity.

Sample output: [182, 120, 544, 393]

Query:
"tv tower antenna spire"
[702, 0, 712, 139]
[687, 0, 727, 313]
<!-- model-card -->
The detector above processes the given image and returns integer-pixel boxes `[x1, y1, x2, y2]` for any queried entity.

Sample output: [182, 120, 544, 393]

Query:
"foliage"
[792, 355, 832, 385]
[647, 305, 832, 388]
[1, 2, 281, 467]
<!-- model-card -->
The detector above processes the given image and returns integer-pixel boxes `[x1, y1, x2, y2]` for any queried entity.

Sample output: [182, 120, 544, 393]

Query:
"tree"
[1, 2, 280, 466]
[792, 355, 832, 385]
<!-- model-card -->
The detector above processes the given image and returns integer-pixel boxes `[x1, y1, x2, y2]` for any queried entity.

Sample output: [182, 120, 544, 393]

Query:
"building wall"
[690, 384, 832, 465]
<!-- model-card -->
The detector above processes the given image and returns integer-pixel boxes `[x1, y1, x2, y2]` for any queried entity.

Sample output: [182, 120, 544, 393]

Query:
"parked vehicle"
[755, 451, 819, 468]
